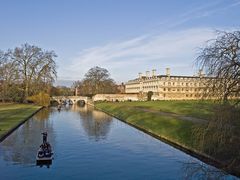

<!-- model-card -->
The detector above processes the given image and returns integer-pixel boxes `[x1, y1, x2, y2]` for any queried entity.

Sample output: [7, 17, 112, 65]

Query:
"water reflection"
[0, 105, 237, 179]
[34, 108, 51, 121]
[181, 159, 235, 180]
[78, 105, 113, 141]
[0, 108, 55, 166]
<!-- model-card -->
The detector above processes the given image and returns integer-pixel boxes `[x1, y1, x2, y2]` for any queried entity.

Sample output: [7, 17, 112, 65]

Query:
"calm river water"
[0, 105, 238, 180]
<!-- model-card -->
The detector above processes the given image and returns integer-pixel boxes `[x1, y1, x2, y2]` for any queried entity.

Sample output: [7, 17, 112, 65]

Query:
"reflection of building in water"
[0, 109, 56, 165]
[78, 105, 113, 141]
[92, 110, 111, 121]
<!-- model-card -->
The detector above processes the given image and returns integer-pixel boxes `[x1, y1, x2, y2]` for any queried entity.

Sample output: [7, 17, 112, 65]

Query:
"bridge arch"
[51, 96, 89, 105]
[50, 99, 60, 105]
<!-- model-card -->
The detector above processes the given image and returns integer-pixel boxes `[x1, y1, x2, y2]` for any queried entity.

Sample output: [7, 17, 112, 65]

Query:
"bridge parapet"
[51, 96, 89, 104]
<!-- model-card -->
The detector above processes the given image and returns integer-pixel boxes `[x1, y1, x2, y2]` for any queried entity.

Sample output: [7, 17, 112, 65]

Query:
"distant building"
[125, 68, 208, 100]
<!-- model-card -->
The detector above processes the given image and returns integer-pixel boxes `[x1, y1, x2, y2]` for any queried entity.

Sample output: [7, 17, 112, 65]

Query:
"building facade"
[125, 68, 207, 100]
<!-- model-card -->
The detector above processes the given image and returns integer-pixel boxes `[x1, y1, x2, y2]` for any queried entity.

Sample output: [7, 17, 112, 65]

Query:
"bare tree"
[12, 43, 57, 101]
[74, 66, 118, 96]
[0, 44, 57, 103]
[0, 51, 19, 101]
[196, 31, 240, 104]
[194, 31, 240, 175]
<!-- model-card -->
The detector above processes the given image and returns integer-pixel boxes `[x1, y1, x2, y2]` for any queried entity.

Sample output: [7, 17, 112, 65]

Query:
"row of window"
[163, 82, 204, 86]
[126, 85, 205, 91]
[141, 76, 202, 81]
[127, 81, 205, 88]
[163, 88, 203, 92]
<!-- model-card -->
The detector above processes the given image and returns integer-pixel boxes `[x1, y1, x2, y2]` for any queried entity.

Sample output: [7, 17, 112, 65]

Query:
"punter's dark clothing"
[42, 133, 47, 143]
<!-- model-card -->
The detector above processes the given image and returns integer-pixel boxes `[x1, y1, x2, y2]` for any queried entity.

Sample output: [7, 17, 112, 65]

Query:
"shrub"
[27, 92, 50, 107]
[147, 91, 153, 101]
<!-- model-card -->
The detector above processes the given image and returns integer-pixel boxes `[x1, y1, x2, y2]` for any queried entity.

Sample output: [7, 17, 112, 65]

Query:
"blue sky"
[0, 0, 240, 86]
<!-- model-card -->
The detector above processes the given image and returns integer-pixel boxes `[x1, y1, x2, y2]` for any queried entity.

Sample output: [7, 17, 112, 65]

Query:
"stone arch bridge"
[51, 96, 89, 104]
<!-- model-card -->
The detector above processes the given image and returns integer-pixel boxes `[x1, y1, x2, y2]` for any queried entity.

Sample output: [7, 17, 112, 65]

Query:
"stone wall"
[92, 94, 139, 102]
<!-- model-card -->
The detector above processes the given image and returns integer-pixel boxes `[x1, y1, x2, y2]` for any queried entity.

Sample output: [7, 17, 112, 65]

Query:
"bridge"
[51, 96, 90, 104]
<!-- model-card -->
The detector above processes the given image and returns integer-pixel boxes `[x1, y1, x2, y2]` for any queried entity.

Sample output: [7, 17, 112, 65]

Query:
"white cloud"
[57, 1, 240, 85]
[155, 0, 240, 30]
[59, 28, 216, 83]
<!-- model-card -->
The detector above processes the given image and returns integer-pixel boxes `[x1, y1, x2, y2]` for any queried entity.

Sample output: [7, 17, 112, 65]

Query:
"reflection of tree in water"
[181, 159, 231, 180]
[78, 105, 112, 141]
[34, 108, 51, 121]
[0, 108, 56, 165]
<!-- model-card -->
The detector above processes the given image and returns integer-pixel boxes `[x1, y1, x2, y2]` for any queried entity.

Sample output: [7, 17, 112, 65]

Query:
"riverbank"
[95, 101, 240, 177]
[95, 101, 212, 147]
[0, 103, 42, 142]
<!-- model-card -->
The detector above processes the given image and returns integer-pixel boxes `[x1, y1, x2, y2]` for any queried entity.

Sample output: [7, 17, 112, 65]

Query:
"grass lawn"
[97, 100, 214, 120]
[95, 101, 213, 148]
[0, 103, 41, 140]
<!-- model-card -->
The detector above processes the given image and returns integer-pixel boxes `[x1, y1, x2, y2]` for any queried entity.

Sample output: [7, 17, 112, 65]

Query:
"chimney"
[166, 68, 170, 76]
[138, 72, 142, 79]
[146, 71, 150, 77]
[152, 69, 156, 77]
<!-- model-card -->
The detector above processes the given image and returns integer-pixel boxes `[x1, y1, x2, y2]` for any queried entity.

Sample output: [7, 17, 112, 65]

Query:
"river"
[0, 105, 238, 180]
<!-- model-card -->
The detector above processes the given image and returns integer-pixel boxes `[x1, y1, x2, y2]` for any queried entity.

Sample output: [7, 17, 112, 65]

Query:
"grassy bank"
[95, 101, 211, 148]
[0, 103, 41, 141]
[96, 101, 240, 176]
[98, 100, 214, 120]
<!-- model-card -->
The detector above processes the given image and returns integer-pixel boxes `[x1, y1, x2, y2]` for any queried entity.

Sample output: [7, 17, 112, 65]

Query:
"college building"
[125, 68, 208, 100]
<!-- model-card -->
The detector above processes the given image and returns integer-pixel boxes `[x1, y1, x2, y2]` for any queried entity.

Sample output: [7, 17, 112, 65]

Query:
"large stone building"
[125, 68, 207, 100]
